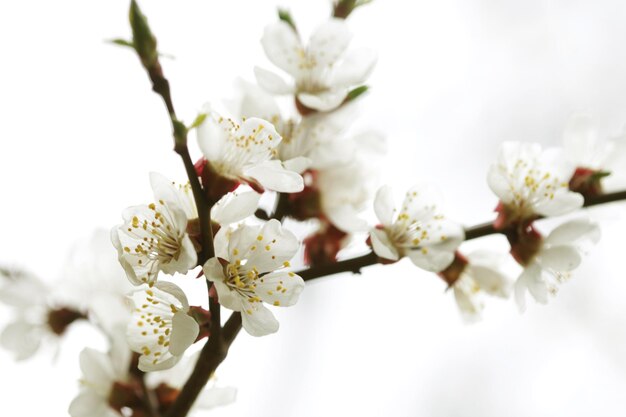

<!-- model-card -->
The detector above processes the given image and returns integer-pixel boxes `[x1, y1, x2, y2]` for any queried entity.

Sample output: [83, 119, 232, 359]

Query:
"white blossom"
[256, 18, 376, 111]
[370, 184, 464, 272]
[127, 282, 199, 371]
[451, 251, 513, 321]
[111, 173, 198, 286]
[204, 219, 305, 337]
[563, 114, 614, 171]
[0, 268, 56, 360]
[488, 141, 583, 219]
[514, 218, 600, 311]
[317, 131, 386, 232]
[68, 330, 131, 417]
[196, 106, 304, 193]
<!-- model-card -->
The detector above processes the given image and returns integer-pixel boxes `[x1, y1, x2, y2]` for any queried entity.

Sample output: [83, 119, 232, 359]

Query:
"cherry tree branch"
[299, 189, 626, 281]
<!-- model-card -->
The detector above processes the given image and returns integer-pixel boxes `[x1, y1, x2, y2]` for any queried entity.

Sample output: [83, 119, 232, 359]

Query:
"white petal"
[330, 48, 377, 87]
[467, 265, 511, 298]
[533, 191, 584, 217]
[169, 312, 200, 356]
[486, 164, 513, 203]
[515, 263, 548, 309]
[160, 234, 197, 276]
[373, 185, 395, 227]
[536, 246, 582, 272]
[261, 21, 302, 77]
[324, 204, 369, 233]
[254, 67, 295, 95]
[211, 191, 261, 225]
[241, 302, 279, 337]
[297, 90, 348, 112]
[407, 247, 455, 272]
[196, 106, 228, 162]
[235, 220, 300, 273]
[69, 391, 119, 417]
[370, 228, 399, 261]
[283, 156, 312, 174]
[308, 18, 352, 68]
[245, 160, 304, 193]
[204, 258, 242, 311]
[79, 348, 115, 394]
[0, 320, 42, 360]
[544, 218, 601, 247]
[255, 271, 305, 307]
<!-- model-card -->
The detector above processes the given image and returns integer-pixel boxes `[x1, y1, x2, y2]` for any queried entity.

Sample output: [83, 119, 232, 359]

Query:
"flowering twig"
[299, 189, 626, 281]
[126, 0, 215, 264]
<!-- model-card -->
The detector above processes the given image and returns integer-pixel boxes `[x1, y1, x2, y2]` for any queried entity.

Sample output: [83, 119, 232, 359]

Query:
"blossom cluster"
[0, 2, 624, 417]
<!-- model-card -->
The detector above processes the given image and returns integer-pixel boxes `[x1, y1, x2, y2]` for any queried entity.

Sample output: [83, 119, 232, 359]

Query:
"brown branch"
[164, 312, 242, 417]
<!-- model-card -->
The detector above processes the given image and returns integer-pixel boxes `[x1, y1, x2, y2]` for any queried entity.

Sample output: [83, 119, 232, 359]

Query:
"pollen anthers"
[131, 289, 175, 365]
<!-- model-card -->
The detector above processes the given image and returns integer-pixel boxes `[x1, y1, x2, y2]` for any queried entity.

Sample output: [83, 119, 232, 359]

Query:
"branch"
[298, 189, 626, 282]
[127, 0, 214, 264]
[164, 312, 242, 417]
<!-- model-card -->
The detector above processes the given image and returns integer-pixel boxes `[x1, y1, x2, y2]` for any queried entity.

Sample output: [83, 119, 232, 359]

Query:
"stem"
[139, 373, 160, 417]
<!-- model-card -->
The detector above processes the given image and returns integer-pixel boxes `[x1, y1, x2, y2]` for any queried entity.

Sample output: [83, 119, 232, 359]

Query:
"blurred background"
[1, 0, 626, 415]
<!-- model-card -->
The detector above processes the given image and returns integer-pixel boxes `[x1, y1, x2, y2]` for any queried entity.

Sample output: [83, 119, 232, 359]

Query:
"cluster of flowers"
[1, 1, 624, 416]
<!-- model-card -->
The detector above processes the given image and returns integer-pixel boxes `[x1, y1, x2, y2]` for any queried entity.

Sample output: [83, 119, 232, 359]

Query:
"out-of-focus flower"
[127, 282, 199, 371]
[514, 218, 600, 310]
[112, 173, 198, 286]
[196, 106, 304, 194]
[442, 251, 513, 322]
[68, 330, 131, 417]
[256, 18, 376, 112]
[370, 184, 464, 272]
[147, 352, 236, 415]
[488, 142, 583, 226]
[204, 219, 304, 337]
[0, 268, 85, 360]
[316, 131, 386, 232]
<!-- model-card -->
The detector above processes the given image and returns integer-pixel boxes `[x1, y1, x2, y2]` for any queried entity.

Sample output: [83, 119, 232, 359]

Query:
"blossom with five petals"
[196, 107, 304, 193]
[488, 142, 583, 223]
[514, 218, 600, 310]
[256, 18, 376, 112]
[203, 219, 305, 337]
[370, 184, 464, 272]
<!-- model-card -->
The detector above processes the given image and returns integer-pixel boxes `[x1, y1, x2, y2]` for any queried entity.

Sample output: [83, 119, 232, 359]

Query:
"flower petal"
[533, 190, 584, 217]
[211, 191, 261, 226]
[245, 160, 304, 193]
[254, 67, 295, 95]
[370, 228, 399, 261]
[241, 301, 279, 337]
[255, 271, 305, 307]
[536, 245, 581, 272]
[407, 247, 455, 272]
[544, 218, 601, 247]
[169, 311, 200, 356]
[330, 48, 377, 87]
[261, 21, 301, 77]
[297, 90, 348, 112]
[308, 18, 352, 69]
[374, 185, 395, 227]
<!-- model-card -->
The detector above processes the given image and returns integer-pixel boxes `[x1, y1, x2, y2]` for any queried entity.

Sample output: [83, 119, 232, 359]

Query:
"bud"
[129, 0, 158, 70]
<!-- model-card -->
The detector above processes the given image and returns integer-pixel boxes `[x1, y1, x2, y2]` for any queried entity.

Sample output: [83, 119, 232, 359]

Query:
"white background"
[1, 0, 626, 416]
